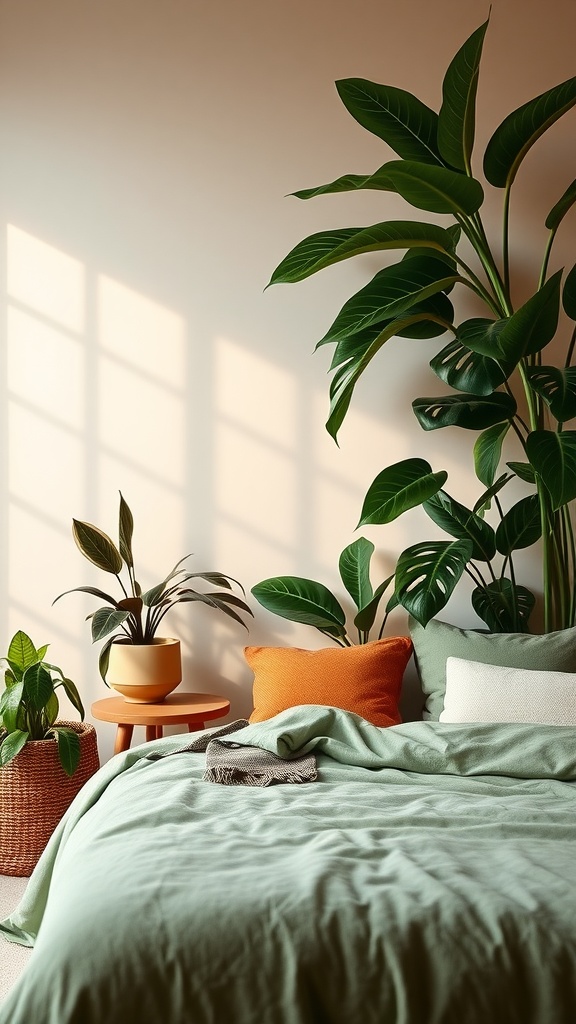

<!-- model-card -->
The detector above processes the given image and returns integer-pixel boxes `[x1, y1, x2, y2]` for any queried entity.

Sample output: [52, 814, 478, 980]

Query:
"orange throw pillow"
[246, 637, 413, 727]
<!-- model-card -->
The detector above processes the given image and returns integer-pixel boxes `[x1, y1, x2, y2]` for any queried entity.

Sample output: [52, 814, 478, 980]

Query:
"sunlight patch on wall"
[96, 276, 187, 588]
[4, 224, 188, 714]
[98, 275, 186, 388]
[97, 357, 185, 485]
[7, 308, 84, 430]
[7, 225, 85, 332]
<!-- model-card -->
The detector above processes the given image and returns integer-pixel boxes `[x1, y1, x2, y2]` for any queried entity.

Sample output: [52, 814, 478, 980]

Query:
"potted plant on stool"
[0, 630, 99, 876]
[54, 493, 253, 703]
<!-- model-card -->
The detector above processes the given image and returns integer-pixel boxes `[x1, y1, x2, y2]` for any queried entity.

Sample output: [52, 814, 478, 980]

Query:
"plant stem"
[565, 324, 576, 368]
[502, 184, 512, 298]
[538, 228, 556, 289]
[457, 213, 511, 316]
[116, 574, 130, 600]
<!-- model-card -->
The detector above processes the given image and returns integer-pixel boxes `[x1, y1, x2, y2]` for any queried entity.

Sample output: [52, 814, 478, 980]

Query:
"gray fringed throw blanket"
[146, 719, 317, 787]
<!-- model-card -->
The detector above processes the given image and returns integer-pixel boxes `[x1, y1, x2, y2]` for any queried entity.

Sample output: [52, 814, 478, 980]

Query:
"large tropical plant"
[268, 17, 576, 633]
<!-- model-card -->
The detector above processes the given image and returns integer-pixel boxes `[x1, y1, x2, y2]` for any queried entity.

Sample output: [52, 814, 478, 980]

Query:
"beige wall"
[1, 0, 575, 760]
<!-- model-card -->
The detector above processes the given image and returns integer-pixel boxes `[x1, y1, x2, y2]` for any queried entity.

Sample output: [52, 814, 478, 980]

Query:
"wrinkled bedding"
[2, 705, 576, 1024]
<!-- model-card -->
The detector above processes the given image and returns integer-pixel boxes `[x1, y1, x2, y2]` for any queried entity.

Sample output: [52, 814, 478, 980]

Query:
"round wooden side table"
[91, 692, 231, 755]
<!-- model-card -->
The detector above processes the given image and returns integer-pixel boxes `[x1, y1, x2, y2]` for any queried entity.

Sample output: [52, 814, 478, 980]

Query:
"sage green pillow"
[409, 617, 576, 720]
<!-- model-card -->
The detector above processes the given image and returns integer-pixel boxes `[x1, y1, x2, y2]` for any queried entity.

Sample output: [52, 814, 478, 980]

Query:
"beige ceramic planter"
[106, 638, 182, 703]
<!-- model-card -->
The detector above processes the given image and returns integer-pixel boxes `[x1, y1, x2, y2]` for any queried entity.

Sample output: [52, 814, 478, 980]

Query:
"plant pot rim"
[112, 637, 180, 647]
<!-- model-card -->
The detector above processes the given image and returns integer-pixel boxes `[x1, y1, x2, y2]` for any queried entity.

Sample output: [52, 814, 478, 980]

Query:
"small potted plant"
[54, 493, 253, 702]
[0, 630, 99, 875]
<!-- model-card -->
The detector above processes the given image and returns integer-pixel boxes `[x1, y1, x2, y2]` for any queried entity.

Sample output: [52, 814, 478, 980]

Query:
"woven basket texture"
[0, 721, 100, 876]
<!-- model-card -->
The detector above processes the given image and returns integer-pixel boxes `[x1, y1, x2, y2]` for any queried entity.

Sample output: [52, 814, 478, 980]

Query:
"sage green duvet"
[2, 706, 576, 1024]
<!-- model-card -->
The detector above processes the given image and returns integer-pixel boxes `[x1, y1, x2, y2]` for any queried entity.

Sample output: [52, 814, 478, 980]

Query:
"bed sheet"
[1, 706, 576, 1024]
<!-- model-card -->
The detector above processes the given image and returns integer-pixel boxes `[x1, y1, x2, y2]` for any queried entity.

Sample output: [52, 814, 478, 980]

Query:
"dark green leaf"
[251, 578, 347, 635]
[268, 221, 457, 286]
[394, 539, 473, 626]
[563, 263, 576, 320]
[72, 520, 123, 574]
[46, 691, 59, 726]
[545, 179, 576, 231]
[326, 311, 453, 442]
[98, 635, 122, 685]
[57, 677, 85, 720]
[118, 492, 134, 568]
[474, 422, 511, 487]
[53, 585, 120, 607]
[53, 728, 81, 776]
[431, 338, 509, 396]
[0, 730, 29, 766]
[335, 78, 443, 164]
[22, 664, 54, 712]
[0, 681, 24, 731]
[472, 473, 514, 516]
[291, 166, 395, 201]
[7, 631, 38, 672]
[495, 271, 562, 360]
[91, 607, 129, 643]
[484, 76, 576, 188]
[525, 365, 576, 422]
[438, 19, 489, 171]
[317, 255, 460, 346]
[140, 555, 194, 607]
[413, 392, 516, 431]
[472, 580, 535, 633]
[353, 576, 395, 633]
[455, 317, 508, 358]
[168, 590, 251, 630]
[395, 292, 455, 339]
[507, 461, 536, 484]
[339, 537, 374, 611]
[423, 489, 496, 562]
[525, 430, 576, 510]
[495, 495, 542, 555]
[330, 291, 453, 370]
[358, 458, 447, 526]
[379, 160, 484, 215]
[184, 571, 245, 594]
[141, 582, 167, 606]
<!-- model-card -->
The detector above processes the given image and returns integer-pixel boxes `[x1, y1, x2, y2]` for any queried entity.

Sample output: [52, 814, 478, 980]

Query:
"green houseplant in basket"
[54, 493, 253, 701]
[268, 16, 576, 634]
[0, 630, 99, 876]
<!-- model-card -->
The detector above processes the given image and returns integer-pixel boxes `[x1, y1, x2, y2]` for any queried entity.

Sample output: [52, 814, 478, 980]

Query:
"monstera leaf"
[472, 580, 535, 632]
[394, 539, 473, 626]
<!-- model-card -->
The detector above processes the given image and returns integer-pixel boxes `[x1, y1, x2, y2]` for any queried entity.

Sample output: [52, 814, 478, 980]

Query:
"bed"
[1, 703, 576, 1024]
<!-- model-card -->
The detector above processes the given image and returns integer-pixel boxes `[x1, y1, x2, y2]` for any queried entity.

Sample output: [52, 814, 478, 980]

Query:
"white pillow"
[440, 656, 576, 726]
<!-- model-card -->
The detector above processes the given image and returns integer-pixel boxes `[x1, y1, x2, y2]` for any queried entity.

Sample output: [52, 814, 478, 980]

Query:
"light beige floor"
[0, 875, 32, 1004]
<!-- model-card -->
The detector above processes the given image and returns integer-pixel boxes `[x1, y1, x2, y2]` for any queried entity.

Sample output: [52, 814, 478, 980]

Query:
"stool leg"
[146, 726, 163, 741]
[115, 723, 134, 754]
[188, 719, 205, 733]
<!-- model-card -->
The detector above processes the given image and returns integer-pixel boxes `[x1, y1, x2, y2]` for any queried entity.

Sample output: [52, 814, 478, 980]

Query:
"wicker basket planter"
[0, 721, 100, 877]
